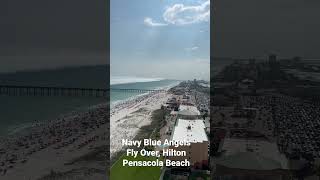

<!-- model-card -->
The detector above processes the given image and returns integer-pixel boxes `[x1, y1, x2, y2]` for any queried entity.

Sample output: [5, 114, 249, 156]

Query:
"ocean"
[0, 65, 108, 136]
[110, 77, 180, 107]
[0, 66, 180, 136]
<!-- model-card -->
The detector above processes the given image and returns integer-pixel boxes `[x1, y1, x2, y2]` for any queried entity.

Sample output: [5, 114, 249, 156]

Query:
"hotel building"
[167, 118, 209, 169]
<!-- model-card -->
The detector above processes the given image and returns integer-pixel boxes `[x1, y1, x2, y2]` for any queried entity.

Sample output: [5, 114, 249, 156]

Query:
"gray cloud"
[213, 0, 320, 58]
[0, 0, 109, 72]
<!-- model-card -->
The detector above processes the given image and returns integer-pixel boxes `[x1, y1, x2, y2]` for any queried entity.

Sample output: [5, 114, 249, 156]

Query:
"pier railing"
[0, 85, 166, 97]
[0, 85, 108, 97]
[110, 88, 166, 93]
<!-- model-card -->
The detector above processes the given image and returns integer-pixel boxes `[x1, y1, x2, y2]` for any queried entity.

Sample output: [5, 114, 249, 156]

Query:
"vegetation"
[134, 108, 165, 141]
[111, 107, 166, 174]
[110, 154, 162, 180]
[163, 170, 210, 180]
[189, 171, 210, 180]
[111, 108, 166, 164]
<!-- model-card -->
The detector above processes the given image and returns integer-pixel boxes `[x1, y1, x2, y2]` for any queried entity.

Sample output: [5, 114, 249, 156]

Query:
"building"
[168, 119, 209, 169]
[178, 105, 201, 119]
[166, 97, 179, 110]
[269, 54, 277, 65]
[181, 94, 193, 105]
[214, 138, 291, 179]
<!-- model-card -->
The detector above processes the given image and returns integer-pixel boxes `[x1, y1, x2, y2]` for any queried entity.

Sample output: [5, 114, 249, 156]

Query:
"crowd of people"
[241, 94, 320, 159]
[110, 91, 158, 117]
[0, 104, 108, 176]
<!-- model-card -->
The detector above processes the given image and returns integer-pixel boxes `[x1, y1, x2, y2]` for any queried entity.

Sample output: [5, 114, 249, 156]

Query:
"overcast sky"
[213, 0, 320, 59]
[0, 0, 108, 73]
[3, 0, 317, 75]
[111, 0, 210, 81]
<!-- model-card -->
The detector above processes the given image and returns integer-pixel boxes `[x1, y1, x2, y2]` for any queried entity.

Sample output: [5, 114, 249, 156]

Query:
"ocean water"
[0, 68, 179, 136]
[110, 78, 180, 107]
[0, 65, 108, 136]
[0, 96, 106, 135]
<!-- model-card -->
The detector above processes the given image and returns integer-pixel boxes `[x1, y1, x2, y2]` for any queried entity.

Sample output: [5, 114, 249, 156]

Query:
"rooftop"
[171, 119, 208, 143]
[178, 105, 200, 116]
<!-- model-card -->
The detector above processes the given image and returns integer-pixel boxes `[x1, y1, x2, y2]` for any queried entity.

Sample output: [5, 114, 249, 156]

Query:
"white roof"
[171, 119, 208, 143]
[179, 105, 200, 115]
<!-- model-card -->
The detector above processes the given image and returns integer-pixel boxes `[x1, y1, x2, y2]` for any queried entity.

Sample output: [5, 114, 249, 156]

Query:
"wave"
[110, 80, 180, 109]
[110, 76, 164, 85]
[2, 102, 107, 138]
[110, 91, 150, 109]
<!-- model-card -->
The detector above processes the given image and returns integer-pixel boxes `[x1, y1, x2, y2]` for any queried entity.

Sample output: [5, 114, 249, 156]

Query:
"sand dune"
[110, 92, 171, 158]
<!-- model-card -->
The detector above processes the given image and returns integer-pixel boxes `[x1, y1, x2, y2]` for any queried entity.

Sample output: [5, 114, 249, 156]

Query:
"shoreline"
[0, 102, 108, 179]
[0, 102, 107, 140]
[0, 81, 178, 178]
[110, 80, 180, 109]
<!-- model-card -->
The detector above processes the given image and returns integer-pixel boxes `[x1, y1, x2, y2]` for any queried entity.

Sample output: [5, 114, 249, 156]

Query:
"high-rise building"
[168, 119, 209, 169]
[269, 54, 277, 65]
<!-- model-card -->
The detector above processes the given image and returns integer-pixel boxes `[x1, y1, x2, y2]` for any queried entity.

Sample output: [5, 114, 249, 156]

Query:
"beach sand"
[0, 91, 171, 179]
[110, 91, 171, 158]
[0, 104, 108, 180]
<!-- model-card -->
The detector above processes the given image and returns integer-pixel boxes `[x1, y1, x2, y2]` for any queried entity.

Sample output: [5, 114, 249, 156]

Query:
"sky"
[0, 0, 108, 73]
[110, 0, 210, 81]
[213, 0, 320, 59]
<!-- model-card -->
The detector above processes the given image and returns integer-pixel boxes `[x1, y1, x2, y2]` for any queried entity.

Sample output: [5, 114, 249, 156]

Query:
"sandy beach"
[110, 91, 171, 158]
[0, 104, 108, 180]
[0, 89, 172, 179]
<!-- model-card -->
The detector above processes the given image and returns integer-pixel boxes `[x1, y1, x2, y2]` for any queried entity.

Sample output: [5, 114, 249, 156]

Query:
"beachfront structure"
[166, 97, 179, 110]
[167, 119, 209, 169]
[181, 94, 192, 104]
[214, 138, 291, 179]
[178, 105, 201, 119]
[179, 105, 200, 115]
